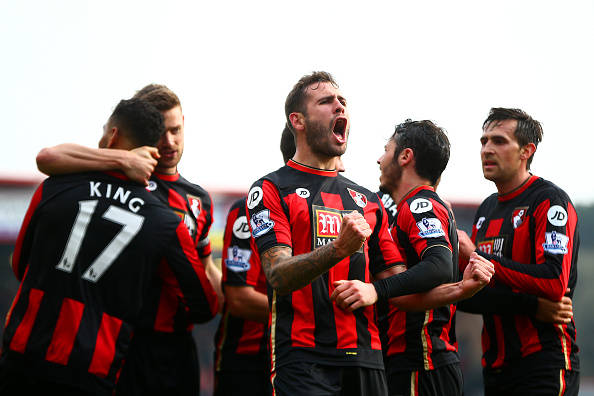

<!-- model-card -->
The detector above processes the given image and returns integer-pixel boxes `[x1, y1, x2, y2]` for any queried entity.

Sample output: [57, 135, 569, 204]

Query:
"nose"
[334, 99, 345, 114]
[160, 131, 174, 147]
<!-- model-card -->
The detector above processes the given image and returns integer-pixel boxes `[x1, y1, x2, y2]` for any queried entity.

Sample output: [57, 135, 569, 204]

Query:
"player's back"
[2, 171, 207, 394]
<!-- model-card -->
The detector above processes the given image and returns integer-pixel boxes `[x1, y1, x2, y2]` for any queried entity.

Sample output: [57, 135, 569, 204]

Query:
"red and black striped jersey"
[461, 175, 579, 372]
[214, 197, 269, 372]
[3, 171, 218, 395]
[246, 160, 402, 371]
[378, 186, 459, 374]
[135, 171, 214, 333]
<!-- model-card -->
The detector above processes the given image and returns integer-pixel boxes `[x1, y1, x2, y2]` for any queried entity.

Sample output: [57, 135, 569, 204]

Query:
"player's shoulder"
[532, 176, 572, 203]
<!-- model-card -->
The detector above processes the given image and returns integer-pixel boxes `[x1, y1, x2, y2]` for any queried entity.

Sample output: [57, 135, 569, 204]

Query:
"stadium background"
[1, 177, 592, 395]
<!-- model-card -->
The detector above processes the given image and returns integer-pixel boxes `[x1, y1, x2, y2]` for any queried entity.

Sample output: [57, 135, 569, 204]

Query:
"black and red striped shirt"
[458, 175, 579, 372]
[2, 171, 218, 395]
[379, 186, 459, 374]
[135, 171, 215, 332]
[247, 160, 402, 371]
[214, 197, 269, 372]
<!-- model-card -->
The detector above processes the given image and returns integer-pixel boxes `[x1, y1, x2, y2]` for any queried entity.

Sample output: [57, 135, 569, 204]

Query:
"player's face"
[378, 139, 402, 195]
[480, 119, 523, 185]
[155, 106, 184, 175]
[303, 82, 349, 158]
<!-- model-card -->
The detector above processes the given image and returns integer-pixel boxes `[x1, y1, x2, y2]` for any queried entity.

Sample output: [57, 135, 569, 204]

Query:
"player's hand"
[536, 288, 573, 324]
[460, 252, 494, 299]
[123, 147, 160, 186]
[330, 280, 378, 311]
[457, 230, 476, 262]
[332, 211, 372, 259]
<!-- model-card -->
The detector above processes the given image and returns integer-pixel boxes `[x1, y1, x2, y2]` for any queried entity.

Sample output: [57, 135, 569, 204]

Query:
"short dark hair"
[284, 71, 338, 132]
[390, 119, 450, 186]
[133, 84, 182, 113]
[108, 99, 165, 147]
[483, 107, 543, 170]
[280, 123, 296, 163]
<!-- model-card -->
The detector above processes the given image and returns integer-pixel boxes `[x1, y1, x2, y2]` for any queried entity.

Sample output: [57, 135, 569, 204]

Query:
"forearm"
[202, 256, 224, 313]
[373, 246, 453, 300]
[225, 286, 269, 324]
[262, 243, 345, 295]
[37, 143, 130, 175]
[390, 281, 465, 311]
[456, 287, 538, 316]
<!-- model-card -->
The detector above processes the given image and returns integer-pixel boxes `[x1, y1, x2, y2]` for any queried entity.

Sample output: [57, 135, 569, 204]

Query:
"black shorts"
[386, 362, 462, 396]
[114, 330, 199, 396]
[484, 365, 579, 396]
[214, 369, 271, 396]
[272, 362, 388, 396]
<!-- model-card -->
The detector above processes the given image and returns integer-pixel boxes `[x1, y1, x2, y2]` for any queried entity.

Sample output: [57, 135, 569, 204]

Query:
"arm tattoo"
[262, 242, 345, 295]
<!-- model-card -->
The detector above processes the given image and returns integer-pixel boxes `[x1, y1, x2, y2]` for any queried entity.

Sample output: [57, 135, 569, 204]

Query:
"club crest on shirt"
[225, 246, 252, 272]
[173, 209, 196, 238]
[187, 195, 202, 218]
[313, 205, 363, 253]
[348, 188, 367, 208]
[416, 217, 445, 238]
[477, 237, 505, 257]
[512, 206, 528, 228]
[542, 231, 569, 254]
[250, 209, 275, 238]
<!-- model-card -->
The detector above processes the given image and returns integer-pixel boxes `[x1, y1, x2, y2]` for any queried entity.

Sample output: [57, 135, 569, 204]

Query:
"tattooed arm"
[262, 211, 371, 295]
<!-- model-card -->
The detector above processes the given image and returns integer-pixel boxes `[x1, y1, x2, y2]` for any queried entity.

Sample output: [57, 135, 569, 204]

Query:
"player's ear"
[289, 113, 305, 132]
[520, 143, 536, 161]
[106, 127, 121, 149]
[399, 148, 414, 166]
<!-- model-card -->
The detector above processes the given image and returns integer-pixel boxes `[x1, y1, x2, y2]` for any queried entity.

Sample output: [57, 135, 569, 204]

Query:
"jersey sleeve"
[12, 183, 44, 281]
[247, 179, 292, 256]
[160, 220, 219, 323]
[457, 286, 538, 316]
[367, 196, 404, 277]
[196, 192, 214, 258]
[478, 194, 578, 301]
[222, 198, 261, 288]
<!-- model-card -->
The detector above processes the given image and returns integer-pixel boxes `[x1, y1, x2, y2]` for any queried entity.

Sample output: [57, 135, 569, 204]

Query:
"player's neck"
[495, 170, 532, 196]
[393, 173, 431, 206]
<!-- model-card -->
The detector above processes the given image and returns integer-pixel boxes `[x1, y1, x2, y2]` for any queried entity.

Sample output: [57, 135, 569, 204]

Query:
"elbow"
[264, 268, 291, 296]
[36, 148, 58, 174]
[544, 282, 567, 302]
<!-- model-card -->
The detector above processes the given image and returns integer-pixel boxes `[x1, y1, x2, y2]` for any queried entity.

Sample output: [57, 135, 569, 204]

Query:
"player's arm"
[261, 211, 371, 296]
[331, 252, 493, 311]
[201, 255, 224, 314]
[457, 286, 573, 324]
[458, 198, 577, 302]
[36, 143, 159, 185]
[331, 237, 455, 310]
[224, 285, 269, 324]
[163, 221, 219, 323]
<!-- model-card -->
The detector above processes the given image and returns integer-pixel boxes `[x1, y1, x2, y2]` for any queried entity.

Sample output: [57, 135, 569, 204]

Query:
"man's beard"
[379, 160, 402, 195]
[305, 117, 347, 158]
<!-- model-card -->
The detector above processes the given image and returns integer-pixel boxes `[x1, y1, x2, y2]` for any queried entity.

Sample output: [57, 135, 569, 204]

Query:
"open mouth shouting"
[333, 116, 348, 143]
